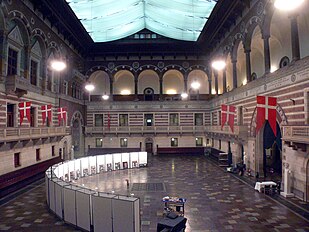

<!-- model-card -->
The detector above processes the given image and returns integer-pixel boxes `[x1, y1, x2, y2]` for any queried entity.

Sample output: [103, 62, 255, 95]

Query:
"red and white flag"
[41, 104, 52, 125]
[256, 96, 277, 135]
[57, 107, 67, 125]
[18, 101, 31, 125]
[221, 104, 236, 132]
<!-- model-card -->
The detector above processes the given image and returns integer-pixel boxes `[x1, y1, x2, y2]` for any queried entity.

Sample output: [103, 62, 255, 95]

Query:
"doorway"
[146, 142, 153, 154]
[144, 88, 154, 101]
[263, 121, 282, 179]
[145, 137, 154, 154]
[144, 114, 153, 126]
[7, 104, 14, 127]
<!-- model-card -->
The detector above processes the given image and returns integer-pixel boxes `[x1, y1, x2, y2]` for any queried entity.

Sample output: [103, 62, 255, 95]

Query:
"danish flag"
[18, 101, 31, 125]
[57, 107, 67, 125]
[41, 104, 52, 125]
[256, 96, 277, 136]
[221, 104, 236, 132]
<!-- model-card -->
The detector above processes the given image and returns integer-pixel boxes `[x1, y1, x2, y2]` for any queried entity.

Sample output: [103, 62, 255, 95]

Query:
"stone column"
[214, 70, 218, 95]
[184, 73, 188, 92]
[245, 49, 252, 82]
[290, 14, 300, 61]
[281, 162, 294, 197]
[109, 74, 114, 101]
[262, 34, 271, 74]
[222, 68, 227, 93]
[134, 74, 138, 100]
[232, 59, 237, 89]
[208, 78, 212, 95]
[0, 30, 8, 81]
[159, 73, 163, 101]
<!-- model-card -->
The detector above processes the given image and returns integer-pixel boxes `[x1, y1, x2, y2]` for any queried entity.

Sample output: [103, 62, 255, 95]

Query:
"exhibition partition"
[45, 152, 148, 232]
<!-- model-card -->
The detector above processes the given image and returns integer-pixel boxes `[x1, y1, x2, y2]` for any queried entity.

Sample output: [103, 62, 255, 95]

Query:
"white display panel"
[113, 196, 139, 232]
[45, 175, 50, 206]
[134, 199, 140, 232]
[121, 153, 130, 169]
[92, 193, 116, 232]
[97, 155, 106, 173]
[68, 161, 75, 181]
[139, 152, 147, 166]
[48, 179, 56, 213]
[105, 154, 113, 171]
[63, 186, 78, 225]
[89, 156, 97, 175]
[113, 153, 122, 170]
[58, 164, 64, 180]
[130, 152, 139, 168]
[74, 159, 81, 179]
[55, 181, 67, 219]
[62, 162, 70, 181]
[76, 190, 92, 231]
[81, 157, 90, 177]
[53, 166, 59, 178]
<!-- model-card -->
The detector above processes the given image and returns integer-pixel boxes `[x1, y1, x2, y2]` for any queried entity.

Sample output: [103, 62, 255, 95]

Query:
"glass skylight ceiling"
[66, 0, 217, 42]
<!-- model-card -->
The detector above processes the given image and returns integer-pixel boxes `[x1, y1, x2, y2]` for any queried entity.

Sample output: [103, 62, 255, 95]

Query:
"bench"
[157, 147, 205, 156]
[0, 156, 62, 198]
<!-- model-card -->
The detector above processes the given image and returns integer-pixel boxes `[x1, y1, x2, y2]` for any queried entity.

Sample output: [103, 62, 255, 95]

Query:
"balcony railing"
[204, 125, 248, 137]
[85, 125, 247, 137]
[0, 127, 71, 142]
[85, 126, 207, 135]
[282, 126, 309, 144]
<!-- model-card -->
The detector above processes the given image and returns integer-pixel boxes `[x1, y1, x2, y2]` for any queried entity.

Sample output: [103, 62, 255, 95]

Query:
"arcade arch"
[88, 70, 110, 95]
[113, 70, 134, 95]
[187, 70, 209, 94]
[138, 70, 159, 94]
[162, 70, 184, 94]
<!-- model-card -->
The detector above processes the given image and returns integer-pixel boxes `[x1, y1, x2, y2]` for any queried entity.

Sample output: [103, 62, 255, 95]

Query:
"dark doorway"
[7, 104, 14, 127]
[263, 122, 282, 179]
[146, 142, 153, 154]
[30, 107, 35, 127]
[241, 145, 244, 162]
[144, 114, 153, 126]
[144, 88, 154, 101]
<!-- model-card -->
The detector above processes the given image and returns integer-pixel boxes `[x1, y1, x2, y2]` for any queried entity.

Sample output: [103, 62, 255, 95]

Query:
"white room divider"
[45, 152, 147, 232]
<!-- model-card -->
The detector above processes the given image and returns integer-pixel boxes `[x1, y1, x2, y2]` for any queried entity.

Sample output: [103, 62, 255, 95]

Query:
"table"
[255, 181, 277, 192]
[157, 216, 187, 232]
[162, 197, 186, 216]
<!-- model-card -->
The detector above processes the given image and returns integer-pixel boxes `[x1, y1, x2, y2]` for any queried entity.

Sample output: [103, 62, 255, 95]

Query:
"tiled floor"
[1, 155, 309, 232]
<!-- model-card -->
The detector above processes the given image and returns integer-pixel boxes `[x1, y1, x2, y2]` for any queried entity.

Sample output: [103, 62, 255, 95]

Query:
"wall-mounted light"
[242, 79, 247, 86]
[166, 89, 176, 94]
[51, 60, 66, 71]
[270, 66, 277, 73]
[181, 93, 188, 99]
[102, 94, 109, 100]
[85, 83, 95, 92]
[120, 90, 130, 95]
[191, 81, 200, 90]
[211, 60, 226, 71]
[274, 0, 304, 11]
[290, 98, 295, 105]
